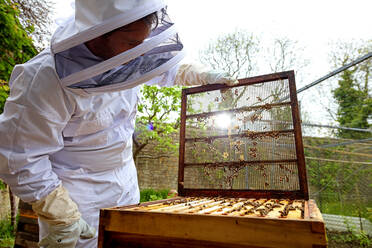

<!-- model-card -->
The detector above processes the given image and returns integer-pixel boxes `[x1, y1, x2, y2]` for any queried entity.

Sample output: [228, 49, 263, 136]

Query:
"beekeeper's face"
[86, 19, 151, 60]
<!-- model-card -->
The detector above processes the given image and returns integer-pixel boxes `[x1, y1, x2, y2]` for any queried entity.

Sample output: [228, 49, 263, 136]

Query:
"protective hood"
[51, 0, 185, 94]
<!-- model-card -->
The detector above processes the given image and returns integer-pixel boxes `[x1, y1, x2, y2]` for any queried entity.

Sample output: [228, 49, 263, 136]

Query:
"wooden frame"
[178, 71, 309, 200]
[98, 199, 326, 248]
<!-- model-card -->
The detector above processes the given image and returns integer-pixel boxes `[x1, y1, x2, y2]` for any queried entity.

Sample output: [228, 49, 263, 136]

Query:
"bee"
[257, 96, 263, 102]
[234, 144, 241, 152]
[215, 97, 219, 102]
[234, 89, 239, 96]
[223, 152, 229, 159]
[272, 203, 282, 208]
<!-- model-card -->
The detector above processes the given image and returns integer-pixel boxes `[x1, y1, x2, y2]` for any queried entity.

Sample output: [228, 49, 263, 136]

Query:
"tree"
[133, 85, 182, 160]
[199, 31, 307, 128]
[11, 0, 54, 50]
[199, 30, 259, 78]
[0, 80, 9, 114]
[0, 0, 54, 112]
[330, 40, 371, 139]
[265, 37, 308, 74]
[0, 0, 37, 82]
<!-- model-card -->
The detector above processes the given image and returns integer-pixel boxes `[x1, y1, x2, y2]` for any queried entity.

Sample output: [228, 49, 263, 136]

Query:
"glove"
[174, 63, 238, 86]
[32, 184, 96, 247]
[38, 218, 95, 248]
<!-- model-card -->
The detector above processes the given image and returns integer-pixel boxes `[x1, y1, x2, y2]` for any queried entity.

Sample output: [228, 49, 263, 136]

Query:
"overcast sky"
[51, 0, 371, 75]
[51, 0, 371, 127]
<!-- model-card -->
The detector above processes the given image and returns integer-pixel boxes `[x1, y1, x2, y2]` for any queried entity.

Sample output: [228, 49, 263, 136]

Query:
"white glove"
[174, 63, 238, 86]
[38, 218, 95, 248]
[32, 185, 96, 247]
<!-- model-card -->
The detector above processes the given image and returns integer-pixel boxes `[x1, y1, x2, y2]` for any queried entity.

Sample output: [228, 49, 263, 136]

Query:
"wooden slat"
[178, 90, 187, 194]
[308, 200, 326, 234]
[184, 129, 294, 143]
[102, 232, 268, 248]
[184, 159, 298, 167]
[186, 102, 292, 120]
[181, 188, 305, 199]
[183, 71, 294, 95]
[288, 71, 309, 200]
[15, 201, 39, 248]
[14, 231, 39, 248]
[99, 208, 326, 248]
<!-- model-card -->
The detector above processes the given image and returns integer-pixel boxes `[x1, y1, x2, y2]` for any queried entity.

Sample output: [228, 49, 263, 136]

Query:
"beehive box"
[98, 71, 327, 247]
[98, 197, 326, 248]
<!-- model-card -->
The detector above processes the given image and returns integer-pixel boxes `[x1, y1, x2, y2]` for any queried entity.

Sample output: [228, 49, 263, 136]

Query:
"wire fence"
[301, 125, 372, 235]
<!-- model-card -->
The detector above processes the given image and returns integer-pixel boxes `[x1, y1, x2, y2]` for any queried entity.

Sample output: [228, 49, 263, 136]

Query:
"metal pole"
[297, 52, 372, 94]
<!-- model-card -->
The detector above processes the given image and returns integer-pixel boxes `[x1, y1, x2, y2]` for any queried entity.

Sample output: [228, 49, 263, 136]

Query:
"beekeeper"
[0, 0, 237, 247]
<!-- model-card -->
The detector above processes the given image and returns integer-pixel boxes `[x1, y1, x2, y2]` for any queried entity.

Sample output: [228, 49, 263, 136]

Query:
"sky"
[50, 0, 372, 129]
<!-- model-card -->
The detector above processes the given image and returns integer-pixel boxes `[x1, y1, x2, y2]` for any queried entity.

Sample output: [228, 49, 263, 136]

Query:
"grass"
[0, 218, 15, 248]
[327, 231, 372, 248]
[319, 200, 372, 222]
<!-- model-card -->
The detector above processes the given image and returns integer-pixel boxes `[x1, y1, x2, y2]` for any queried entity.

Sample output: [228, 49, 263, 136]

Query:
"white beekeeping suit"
[0, 0, 237, 247]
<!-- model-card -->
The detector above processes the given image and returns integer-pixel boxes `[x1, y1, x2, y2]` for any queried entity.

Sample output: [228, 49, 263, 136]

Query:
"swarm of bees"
[131, 197, 305, 219]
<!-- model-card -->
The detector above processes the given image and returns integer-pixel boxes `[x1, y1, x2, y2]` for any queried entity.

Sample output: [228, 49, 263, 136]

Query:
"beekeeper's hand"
[32, 184, 95, 247]
[174, 63, 238, 86]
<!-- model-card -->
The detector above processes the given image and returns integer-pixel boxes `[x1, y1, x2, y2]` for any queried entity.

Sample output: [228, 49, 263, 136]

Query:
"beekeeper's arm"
[174, 63, 238, 86]
[0, 61, 94, 247]
[150, 62, 238, 87]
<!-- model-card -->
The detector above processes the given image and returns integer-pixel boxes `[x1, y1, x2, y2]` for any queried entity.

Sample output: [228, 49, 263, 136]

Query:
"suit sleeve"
[0, 54, 75, 202]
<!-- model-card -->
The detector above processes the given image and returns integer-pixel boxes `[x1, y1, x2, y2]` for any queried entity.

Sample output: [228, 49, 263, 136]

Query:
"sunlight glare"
[215, 114, 231, 129]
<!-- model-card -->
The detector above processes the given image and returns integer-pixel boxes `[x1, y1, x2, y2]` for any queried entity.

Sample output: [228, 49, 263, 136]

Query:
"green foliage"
[329, 231, 372, 248]
[140, 188, 171, 202]
[330, 40, 371, 139]
[305, 137, 371, 221]
[336, 218, 372, 248]
[0, 218, 15, 247]
[333, 69, 371, 139]
[0, 0, 37, 81]
[134, 85, 182, 159]
[0, 181, 6, 191]
[0, 80, 10, 114]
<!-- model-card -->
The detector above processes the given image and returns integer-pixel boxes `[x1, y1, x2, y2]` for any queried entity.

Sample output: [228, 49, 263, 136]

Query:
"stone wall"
[134, 135, 179, 190]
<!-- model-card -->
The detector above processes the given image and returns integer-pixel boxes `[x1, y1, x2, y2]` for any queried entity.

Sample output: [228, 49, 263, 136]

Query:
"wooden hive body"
[98, 198, 326, 248]
[98, 71, 327, 247]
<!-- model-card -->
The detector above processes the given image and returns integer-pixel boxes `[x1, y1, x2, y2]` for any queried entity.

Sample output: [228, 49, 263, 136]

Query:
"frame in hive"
[98, 71, 327, 248]
[178, 70, 308, 199]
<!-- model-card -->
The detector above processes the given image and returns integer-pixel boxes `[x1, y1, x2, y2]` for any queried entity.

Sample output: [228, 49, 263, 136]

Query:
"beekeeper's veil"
[51, 0, 185, 94]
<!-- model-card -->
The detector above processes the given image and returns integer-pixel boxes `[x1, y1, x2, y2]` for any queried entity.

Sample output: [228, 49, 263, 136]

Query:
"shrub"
[140, 189, 170, 202]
